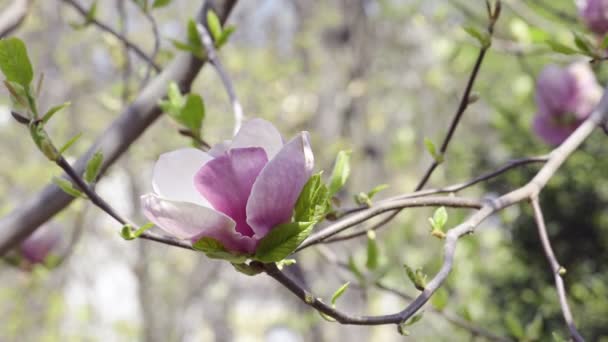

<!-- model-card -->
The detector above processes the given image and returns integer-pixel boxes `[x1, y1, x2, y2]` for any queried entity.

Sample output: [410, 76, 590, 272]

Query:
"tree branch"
[62, 0, 162, 72]
[0, 0, 239, 256]
[530, 197, 584, 342]
[0, 0, 30, 38]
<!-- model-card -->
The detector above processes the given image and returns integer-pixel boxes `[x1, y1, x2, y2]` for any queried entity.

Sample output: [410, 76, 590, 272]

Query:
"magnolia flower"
[532, 63, 602, 145]
[20, 223, 61, 264]
[142, 119, 314, 254]
[577, 0, 608, 35]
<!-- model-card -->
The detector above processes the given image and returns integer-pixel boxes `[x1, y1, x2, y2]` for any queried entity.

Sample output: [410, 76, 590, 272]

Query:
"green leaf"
[546, 40, 578, 55]
[403, 264, 426, 291]
[424, 138, 443, 163]
[365, 231, 379, 270]
[573, 32, 594, 56]
[294, 172, 330, 222]
[0, 38, 34, 88]
[552, 332, 567, 342]
[58, 133, 82, 155]
[347, 255, 365, 285]
[463, 25, 490, 47]
[231, 262, 263, 276]
[276, 258, 297, 270]
[152, 0, 171, 8]
[505, 312, 525, 338]
[170, 39, 201, 56]
[601, 34, 608, 50]
[331, 282, 350, 307]
[429, 207, 448, 239]
[328, 150, 351, 196]
[216, 26, 236, 48]
[84, 151, 103, 183]
[254, 221, 315, 263]
[187, 19, 203, 53]
[431, 287, 449, 311]
[178, 94, 205, 134]
[120, 222, 155, 240]
[404, 312, 424, 326]
[193, 237, 248, 263]
[367, 184, 388, 200]
[30, 123, 59, 161]
[86, 1, 98, 21]
[525, 314, 543, 340]
[53, 177, 83, 198]
[206, 10, 223, 42]
[42, 102, 71, 124]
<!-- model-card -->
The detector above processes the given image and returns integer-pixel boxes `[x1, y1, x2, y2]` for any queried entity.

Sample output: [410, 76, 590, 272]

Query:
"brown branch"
[62, 0, 161, 72]
[530, 197, 584, 342]
[295, 196, 482, 252]
[0, 0, 239, 256]
[415, 1, 500, 191]
[0, 0, 30, 38]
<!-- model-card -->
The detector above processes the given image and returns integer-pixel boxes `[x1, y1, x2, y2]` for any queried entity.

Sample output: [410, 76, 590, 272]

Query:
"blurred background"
[0, 0, 607, 341]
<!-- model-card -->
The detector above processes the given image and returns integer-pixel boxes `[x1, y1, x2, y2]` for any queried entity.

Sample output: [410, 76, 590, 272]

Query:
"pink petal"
[231, 118, 284, 159]
[152, 148, 213, 206]
[533, 113, 580, 146]
[194, 147, 268, 237]
[208, 140, 232, 157]
[246, 132, 314, 237]
[141, 194, 257, 253]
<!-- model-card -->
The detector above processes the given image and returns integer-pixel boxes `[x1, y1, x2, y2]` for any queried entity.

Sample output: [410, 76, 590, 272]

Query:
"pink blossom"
[20, 223, 61, 264]
[141, 119, 314, 254]
[533, 63, 602, 145]
[577, 0, 608, 35]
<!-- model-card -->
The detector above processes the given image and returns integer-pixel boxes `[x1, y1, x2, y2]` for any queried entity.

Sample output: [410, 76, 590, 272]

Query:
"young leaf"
[206, 10, 223, 42]
[546, 40, 578, 55]
[525, 314, 543, 341]
[424, 138, 443, 163]
[193, 237, 248, 263]
[187, 19, 203, 52]
[367, 184, 388, 200]
[42, 102, 71, 124]
[431, 287, 449, 311]
[365, 230, 379, 270]
[30, 123, 59, 161]
[463, 25, 490, 47]
[179, 94, 205, 135]
[403, 264, 426, 291]
[328, 150, 351, 196]
[432, 207, 448, 229]
[231, 262, 263, 276]
[601, 34, 608, 50]
[505, 312, 525, 339]
[276, 258, 296, 270]
[0, 38, 34, 88]
[53, 177, 83, 198]
[58, 133, 83, 154]
[573, 32, 594, 56]
[331, 282, 350, 307]
[347, 255, 365, 285]
[152, 0, 171, 9]
[294, 172, 329, 222]
[84, 151, 104, 183]
[120, 222, 154, 240]
[216, 26, 236, 48]
[254, 221, 315, 263]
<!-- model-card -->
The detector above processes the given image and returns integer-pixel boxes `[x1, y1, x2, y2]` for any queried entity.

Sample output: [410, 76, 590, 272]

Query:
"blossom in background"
[141, 119, 314, 254]
[20, 223, 62, 265]
[533, 62, 602, 145]
[577, 0, 608, 35]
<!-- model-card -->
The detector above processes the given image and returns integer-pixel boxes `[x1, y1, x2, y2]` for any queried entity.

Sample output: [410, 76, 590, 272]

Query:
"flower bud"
[577, 0, 608, 35]
[20, 223, 62, 265]
[533, 62, 602, 145]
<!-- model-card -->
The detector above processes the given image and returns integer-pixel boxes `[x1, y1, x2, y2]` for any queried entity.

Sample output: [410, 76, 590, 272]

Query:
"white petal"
[141, 194, 258, 253]
[152, 148, 213, 206]
[230, 118, 283, 159]
[208, 140, 232, 157]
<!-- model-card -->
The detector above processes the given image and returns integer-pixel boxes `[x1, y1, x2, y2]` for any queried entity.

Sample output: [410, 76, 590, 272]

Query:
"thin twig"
[140, 10, 161, 88]
[196, 22, 243, 134]
[62, 0, 161, 72]
[0, 0, 30, 38]
[530, 197, 584, 342]
[117, 0, 131, 103]
[415, 1, 500, 191]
